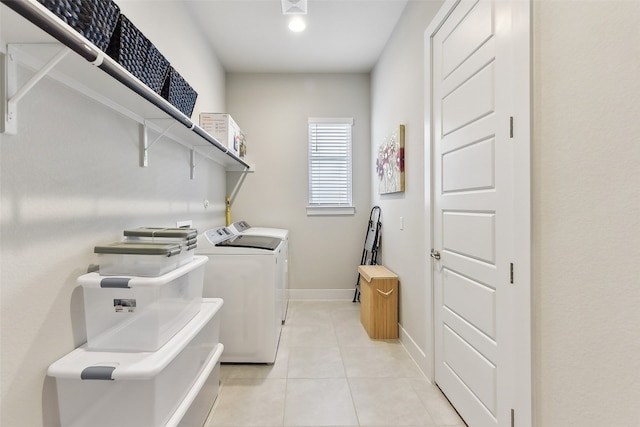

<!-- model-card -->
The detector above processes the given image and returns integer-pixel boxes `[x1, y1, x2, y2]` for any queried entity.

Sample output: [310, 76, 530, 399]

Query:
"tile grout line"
[333, 305, 364, 426]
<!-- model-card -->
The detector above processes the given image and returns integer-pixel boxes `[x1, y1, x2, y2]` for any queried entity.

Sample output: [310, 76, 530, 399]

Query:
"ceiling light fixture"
[288, 16, 306, 32]
[282, 0, 307, 33]
[281, 0, 307, 15]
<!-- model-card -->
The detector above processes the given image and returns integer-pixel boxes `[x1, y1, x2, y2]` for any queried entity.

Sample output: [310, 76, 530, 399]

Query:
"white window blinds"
[308, 118, 354, 207]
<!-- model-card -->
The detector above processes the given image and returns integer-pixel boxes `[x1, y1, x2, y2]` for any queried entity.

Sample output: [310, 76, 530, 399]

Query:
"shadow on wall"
[42, 376, 60, 427]
[42, 275, 87, 427]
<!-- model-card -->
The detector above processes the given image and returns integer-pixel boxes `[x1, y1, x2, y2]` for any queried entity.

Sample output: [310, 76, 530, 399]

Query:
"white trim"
[306, 206, 356, 216]
[511, 0, 533, 424]
[399, 324, 432, 382]
[308, 117, 354, 125]
[288, 288, 355, 300]
[424, 0, 456, 391]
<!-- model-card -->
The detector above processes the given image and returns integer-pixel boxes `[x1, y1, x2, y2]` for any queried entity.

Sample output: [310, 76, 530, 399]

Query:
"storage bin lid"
[95, 242, 181, 256]
[123, 227, 198, 240]
[79, 255, 207, 288]
[47, 298, 223, 381]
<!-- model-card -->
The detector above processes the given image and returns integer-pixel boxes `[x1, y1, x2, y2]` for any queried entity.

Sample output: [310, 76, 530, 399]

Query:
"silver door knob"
[430, 249, 441, 260]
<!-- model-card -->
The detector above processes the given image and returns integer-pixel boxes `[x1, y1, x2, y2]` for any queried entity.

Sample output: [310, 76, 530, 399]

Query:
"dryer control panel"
[230, 221, 251, 233]
[204, 227, 234, 245]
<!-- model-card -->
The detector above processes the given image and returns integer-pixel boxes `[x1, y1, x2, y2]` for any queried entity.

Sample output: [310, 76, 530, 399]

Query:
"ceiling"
[183, 0, 409, 73]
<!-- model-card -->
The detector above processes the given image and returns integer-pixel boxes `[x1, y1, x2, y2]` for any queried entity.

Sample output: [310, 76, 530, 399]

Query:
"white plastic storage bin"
[48, 299, 224, 427]
[79, 256, 207, 352]
[170, 352, 221, 427]
[95, 241, 194, 277]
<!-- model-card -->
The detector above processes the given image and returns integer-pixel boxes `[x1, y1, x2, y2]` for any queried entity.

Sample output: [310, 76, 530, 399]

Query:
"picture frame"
[376, 124, 405, 194]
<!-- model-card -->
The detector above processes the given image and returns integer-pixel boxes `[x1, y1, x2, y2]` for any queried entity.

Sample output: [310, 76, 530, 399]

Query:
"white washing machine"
[229, 221, 289, 322]
[196, 227, 284, 363]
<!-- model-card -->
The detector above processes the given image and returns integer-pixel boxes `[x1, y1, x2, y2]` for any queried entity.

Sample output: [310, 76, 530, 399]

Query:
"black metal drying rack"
[353, 206, 382, 302]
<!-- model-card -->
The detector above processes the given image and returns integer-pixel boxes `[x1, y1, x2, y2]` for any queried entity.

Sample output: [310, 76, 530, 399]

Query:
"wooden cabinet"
[358, 265, 398, 339]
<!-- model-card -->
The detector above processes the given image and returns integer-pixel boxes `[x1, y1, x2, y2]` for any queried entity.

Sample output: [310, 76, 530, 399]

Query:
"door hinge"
[511, 408, 515, 427]
[510, 263, 514, 284]
[509, 116, 514, 138]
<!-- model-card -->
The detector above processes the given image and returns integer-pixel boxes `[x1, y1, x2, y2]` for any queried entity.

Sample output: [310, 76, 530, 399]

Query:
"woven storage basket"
[37, 0, 120, 51]
[106, 14, 170, 94]
[161, 67, 198, 117]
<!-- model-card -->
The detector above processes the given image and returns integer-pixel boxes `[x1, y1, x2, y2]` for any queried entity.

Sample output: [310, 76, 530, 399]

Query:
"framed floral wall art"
[376, 124, 405, 194]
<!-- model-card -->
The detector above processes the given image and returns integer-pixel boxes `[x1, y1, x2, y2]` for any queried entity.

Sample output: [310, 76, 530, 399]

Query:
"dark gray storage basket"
[37, 0, 120, 51]
[106, 14, 170, 94]
[161, 66, 198, 117]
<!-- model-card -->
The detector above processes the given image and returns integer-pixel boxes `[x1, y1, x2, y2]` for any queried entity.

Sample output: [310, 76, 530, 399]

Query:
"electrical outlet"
[176, 220, 192, 228]
[400, 216, 404, 230]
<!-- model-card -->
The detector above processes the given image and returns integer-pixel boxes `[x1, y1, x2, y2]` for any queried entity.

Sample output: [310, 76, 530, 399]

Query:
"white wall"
[371, 0, 443, 378]
[532, 1, 640, 425]
[0, 5, 227, 426]
[225, 73, 371, 297]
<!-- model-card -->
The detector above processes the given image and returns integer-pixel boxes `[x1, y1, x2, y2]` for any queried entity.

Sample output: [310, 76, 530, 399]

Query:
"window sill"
[306, 206, 356, 216]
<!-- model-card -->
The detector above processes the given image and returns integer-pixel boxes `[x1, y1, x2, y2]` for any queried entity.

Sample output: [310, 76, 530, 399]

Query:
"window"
[307, 117, 355, 215]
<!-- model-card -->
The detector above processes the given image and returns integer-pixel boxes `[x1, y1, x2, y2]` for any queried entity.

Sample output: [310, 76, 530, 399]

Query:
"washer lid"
[215, 234, 281, 251]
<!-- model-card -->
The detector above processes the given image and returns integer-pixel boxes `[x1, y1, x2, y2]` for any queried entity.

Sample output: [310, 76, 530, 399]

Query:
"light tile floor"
[205, 300, 466, 427]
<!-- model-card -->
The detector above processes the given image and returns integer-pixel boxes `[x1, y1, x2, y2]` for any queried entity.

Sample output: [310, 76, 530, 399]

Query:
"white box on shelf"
[48, 299, 224, 427]
[199, 113, 243, 157]
[79, 256, 207, 352]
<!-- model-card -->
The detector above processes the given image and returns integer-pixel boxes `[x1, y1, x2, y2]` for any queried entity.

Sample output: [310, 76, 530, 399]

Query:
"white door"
[428, 0, 531, 425]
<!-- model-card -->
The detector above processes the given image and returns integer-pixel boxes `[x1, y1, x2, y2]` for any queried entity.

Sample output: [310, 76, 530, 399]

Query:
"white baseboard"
[399, 324, 433, 382]
[288, 288, 355, 300]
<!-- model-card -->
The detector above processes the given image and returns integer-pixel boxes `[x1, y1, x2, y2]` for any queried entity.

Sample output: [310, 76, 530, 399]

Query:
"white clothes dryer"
[229, 220, 289, 241]
[228, 221, 289, 322]
[196, 227, 284, 363]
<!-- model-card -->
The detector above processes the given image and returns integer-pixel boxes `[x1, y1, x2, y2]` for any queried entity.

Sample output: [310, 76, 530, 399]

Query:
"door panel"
[442, 301, 497, 364]
[443, 137, 495, 192]
[442, 0, 493, 77]
[441, 114, 496, 159]
[443, 325, 497, 414]
[431, 0, 513, 425]
[443, 269, 496, 337]
[438, 365, 497, 426]
[442, 211, 496, 263]
[442, 61, 495, 135]
[442, 37, 496, 100]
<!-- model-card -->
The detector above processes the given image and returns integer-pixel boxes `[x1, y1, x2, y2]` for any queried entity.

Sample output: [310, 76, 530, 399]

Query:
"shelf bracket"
[4, 44, 71, 135]
[140, 119, 177, 167]
[190, 145, 222, 180]
[190, 149, 196, 180]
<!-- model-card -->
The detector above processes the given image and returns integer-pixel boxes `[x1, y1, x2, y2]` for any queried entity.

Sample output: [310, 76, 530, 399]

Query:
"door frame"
[424, 0, 533, 425]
